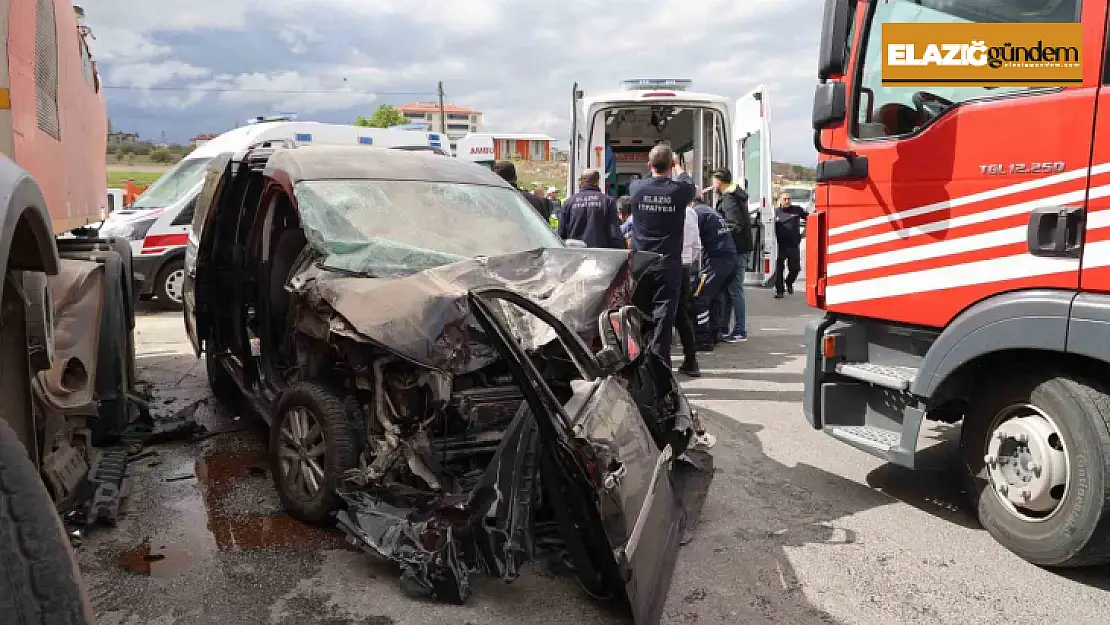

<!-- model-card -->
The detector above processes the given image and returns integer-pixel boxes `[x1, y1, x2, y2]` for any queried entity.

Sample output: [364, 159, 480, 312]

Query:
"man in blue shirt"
[690, 191, 738, 352]
[559, 169, 624, 248]
[629, 144, 696, 367]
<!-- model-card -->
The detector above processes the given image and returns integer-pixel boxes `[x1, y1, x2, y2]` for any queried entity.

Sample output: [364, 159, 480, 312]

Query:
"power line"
[100, 85, 438, 96]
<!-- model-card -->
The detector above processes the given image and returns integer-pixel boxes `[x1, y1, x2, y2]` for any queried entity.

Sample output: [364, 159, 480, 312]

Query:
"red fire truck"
[0, 2, 130, 622]
[804, 0, 1110, 567]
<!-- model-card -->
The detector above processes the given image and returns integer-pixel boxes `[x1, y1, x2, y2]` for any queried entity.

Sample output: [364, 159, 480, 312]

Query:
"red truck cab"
[805, 0, 1110, 568]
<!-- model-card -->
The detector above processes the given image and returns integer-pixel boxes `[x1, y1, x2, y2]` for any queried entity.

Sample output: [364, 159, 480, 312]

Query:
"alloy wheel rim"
[277, 406, 327, 500]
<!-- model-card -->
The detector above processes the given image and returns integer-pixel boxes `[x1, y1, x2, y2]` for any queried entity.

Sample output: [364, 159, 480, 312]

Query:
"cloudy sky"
[86, 0, 821, 165]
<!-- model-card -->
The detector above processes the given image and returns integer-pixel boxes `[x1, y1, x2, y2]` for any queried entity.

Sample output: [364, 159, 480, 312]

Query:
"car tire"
[0, 418, 94, 625]
[153, 258, 185, 311]
[205, 353, 238, 405]
[960, 371, 1110, 567]
[270, 382, 359, 525]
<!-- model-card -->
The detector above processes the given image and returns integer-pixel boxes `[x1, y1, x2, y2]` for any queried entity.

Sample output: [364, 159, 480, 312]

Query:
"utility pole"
[437, 81, 447, 134]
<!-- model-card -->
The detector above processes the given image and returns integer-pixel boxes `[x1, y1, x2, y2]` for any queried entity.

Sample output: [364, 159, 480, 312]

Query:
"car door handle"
[1028, 205, 1084, 258]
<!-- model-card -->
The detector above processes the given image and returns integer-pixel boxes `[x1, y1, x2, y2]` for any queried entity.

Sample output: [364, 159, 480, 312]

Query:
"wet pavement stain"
[118, 539, 192, 578]
[118, 433, 347, 580]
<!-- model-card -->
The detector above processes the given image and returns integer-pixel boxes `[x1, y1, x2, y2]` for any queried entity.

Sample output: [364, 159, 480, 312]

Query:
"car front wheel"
[270, 382, 359, 524]
[960, 371, 1110, 567]
[153, 258, 185, 311]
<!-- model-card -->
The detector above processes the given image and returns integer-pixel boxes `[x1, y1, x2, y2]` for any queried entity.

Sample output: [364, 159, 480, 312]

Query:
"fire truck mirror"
[818, 0, 853, 80]
[812, 82, 846, 130]
[816, 155, 868, 183]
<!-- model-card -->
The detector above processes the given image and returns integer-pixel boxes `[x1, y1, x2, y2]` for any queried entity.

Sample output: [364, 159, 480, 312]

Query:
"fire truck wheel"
[961, 371, 1110, 567]
[0, 418, 94, 624]
[153, 258, 185, 311]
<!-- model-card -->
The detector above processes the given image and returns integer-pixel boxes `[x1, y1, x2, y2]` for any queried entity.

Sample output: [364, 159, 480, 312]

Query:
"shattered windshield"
[294, 179, 563, 277]
[130, 157, 211, 210]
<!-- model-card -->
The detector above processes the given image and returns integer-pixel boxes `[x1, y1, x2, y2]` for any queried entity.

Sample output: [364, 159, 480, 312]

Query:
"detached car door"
[183, 153, 234, 357]
[468, 290, 692, 625]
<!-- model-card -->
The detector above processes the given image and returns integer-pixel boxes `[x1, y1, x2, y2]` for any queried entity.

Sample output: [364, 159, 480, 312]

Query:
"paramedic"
[675, 196, 702, 376]
[691, 190, 738, 352]
[493, 161, 551, 221]
[559, 169, 624, 248]
[629, 144, 696, 366]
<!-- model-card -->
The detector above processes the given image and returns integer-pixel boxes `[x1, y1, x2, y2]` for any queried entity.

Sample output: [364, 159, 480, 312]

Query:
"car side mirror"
[565, 239, 587, 248]
[812, 82, 847, 130]
[595, 305, 644, 372]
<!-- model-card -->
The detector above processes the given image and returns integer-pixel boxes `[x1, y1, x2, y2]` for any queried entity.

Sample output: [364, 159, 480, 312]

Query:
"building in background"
[488, 133, 555, 162]
[398, 102, 482, 153]
[107, 131, 140, 147]
[190, 133, 219, 149]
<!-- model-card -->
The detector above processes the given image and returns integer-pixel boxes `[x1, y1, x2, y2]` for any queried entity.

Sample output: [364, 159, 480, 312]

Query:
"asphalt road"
[77, 288, 1110, 625]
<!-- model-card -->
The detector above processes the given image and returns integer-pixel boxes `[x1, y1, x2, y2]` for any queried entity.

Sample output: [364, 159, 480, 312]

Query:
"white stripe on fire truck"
[827, 185, 1106, 256]
[824, 252, 1080, 305]
[825, 234, 1110, 306]
[827, 188, 1110, 277]
[827, 162, 1110, 238]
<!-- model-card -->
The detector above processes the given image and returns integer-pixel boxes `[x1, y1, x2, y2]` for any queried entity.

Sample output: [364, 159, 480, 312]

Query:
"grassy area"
[516, 161, 569, 199]
[107, 171, 165, 187]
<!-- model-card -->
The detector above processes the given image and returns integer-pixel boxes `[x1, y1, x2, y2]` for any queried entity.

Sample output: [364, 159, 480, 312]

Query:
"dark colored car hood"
[292, 247, 660, 373]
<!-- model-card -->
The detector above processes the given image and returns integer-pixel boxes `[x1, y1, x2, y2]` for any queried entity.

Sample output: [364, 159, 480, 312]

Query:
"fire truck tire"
[153, 258, 185, 311]
[0, 418, 93, 624]
[961, 372, 1110, 567]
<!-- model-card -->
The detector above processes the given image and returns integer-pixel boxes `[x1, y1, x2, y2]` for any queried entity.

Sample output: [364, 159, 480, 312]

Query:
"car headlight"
[99, 217, 157, 241]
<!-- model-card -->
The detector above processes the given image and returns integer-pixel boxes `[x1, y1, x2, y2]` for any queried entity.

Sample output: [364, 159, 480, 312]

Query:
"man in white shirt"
[674, 194, 702, 376]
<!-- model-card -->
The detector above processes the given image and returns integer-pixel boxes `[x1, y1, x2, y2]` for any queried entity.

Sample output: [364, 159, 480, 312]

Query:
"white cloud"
[104, 61, 210, 89]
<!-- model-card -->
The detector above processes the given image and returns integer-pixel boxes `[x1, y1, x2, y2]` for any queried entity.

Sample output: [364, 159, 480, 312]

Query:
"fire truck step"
[834, 362, 917, 391]
[826, 425, 902, 454]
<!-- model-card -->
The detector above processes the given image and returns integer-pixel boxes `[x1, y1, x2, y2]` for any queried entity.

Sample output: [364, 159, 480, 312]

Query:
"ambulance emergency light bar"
[247, 113, 298, 124]
[620, 79, 692, 91]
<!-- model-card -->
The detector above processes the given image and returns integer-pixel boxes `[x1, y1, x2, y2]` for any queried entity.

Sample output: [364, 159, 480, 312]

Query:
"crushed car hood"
[292, 247, 660, 373]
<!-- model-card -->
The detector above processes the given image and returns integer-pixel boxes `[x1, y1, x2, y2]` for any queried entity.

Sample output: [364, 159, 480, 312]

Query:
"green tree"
[355, 104, 408, 128]
[150, 147, 171, 164]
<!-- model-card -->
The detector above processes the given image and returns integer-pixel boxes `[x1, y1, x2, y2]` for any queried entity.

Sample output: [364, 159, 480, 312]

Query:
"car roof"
[262, 145, 514, 187]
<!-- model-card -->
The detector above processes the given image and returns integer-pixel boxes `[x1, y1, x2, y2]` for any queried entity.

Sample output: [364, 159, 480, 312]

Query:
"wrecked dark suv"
[182, 145, 713, 624]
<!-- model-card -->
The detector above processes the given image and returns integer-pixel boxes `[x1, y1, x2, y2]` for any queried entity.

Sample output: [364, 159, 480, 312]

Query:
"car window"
[131, 157, 212, 210]
[783, 188, 813, 203]
[294, 179, 564, 277]
[853, 0, 1082, 139]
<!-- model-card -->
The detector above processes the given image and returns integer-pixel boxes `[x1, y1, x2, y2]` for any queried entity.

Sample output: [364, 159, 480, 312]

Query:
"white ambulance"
[455, 133, 496, 168]
[98, 118, 445, 310]
[567, 79, 774, 285]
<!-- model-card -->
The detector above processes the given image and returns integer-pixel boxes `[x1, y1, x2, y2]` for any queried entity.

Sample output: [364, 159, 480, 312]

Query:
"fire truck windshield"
[130, 157, 212, 210]
[853, 0, 1081, 140]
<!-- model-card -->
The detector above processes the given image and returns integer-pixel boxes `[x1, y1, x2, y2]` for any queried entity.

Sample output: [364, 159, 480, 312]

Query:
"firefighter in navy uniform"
[690, 191, 739, 352]
[629, 144, 696, 371]
[558, 168, 624, 248]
